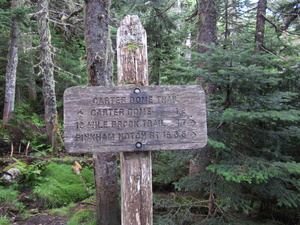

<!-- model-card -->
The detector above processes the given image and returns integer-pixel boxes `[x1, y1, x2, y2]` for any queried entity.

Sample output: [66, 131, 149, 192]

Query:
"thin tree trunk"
[84, 0, 120, 224]
[37, 0, 58, 153]
[24, 0, 37, 100]
[28, 70, 37, 100]
[23, 32, 37, 100]
[254, 0, 267, 55]
[2, 0, 21, 128]
[223, 0, 234, 109]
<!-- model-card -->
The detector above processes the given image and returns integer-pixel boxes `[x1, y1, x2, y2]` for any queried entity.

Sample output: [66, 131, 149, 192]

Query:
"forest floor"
[11, 202, 92, 225]
[0, 143, 97, 225]
[1, 147, 297, 225]
[4, 185, 96, 225]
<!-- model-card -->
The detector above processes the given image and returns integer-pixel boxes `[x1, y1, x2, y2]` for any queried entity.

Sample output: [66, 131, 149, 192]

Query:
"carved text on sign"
[64, 85, 207, 153]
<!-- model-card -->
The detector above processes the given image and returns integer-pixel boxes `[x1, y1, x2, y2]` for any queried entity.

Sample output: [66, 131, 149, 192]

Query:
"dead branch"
[53, 65, 81, 78]
[261, 13, 300, 36]
[185, 9, 198, 22]
[67, 6, 83, 21]
[260, 45, 288, 61]
[48, 18, 75, 27]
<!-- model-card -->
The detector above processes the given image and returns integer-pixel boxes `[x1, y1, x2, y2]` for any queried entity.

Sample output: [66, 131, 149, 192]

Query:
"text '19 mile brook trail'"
[64, 85, 207, 153]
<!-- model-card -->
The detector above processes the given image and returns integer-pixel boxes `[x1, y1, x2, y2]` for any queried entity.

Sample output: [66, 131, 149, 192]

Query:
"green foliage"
[33, 162, 94, 208]
[4, 103, 52, 154]
[67, 209, 96, 225]
[153, 150, 190, 185]
[0, 187, 25, 214]
[49, 203, 76, 217]
[3, 157, 27, 171]
[22, 160, 48, 187]
[0, 216, 10, 225]
[151, 2, 300, 223]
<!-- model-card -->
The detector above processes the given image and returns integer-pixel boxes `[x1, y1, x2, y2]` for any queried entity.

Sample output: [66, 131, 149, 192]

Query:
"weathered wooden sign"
[64, 85, 207, 153]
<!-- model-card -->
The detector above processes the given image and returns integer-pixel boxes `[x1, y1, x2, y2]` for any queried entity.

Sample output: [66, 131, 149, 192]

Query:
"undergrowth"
[0, 186, 25, 217]
[32, 162, 94, 208]
[67, 209, 96, 225]
[0, 216, 10, 225]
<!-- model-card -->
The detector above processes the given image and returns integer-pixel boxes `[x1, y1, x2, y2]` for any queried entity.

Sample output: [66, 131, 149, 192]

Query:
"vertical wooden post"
[117, 15, 153, 225]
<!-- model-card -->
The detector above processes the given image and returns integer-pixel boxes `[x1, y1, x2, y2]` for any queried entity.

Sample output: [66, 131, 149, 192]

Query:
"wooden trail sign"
[64, 15, 207, 225]
[63, 85, 207, 153]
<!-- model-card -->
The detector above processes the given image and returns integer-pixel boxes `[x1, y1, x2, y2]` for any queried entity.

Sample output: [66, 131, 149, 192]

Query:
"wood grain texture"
[63, 85, 207, 153]
[117, 15, 148, 86]
[117, 15, 152, 225]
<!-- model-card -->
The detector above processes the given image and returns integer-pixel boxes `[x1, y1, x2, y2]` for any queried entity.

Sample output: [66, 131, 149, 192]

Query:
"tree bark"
[2, 0, 21, 128]
[197, 0, 217, 69]
[191, 0, 217, 200]
[24, 0, 37, 100]
[84, 0, 120, 224]
[254, 0, 267, 55]
[85, 0, 113, 87]
[93, 152, 119, 225]
[37, 0, 58, 153]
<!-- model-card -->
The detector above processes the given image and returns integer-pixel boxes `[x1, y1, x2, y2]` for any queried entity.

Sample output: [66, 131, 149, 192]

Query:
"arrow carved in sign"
[191, 132, 197, 138]
[190, 119, 197, 126]
[77, 110, 84, 117]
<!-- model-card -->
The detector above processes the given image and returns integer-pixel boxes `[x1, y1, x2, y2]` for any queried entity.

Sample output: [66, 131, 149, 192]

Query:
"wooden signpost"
[64, 86, 207, 153]
[64, 15, 207, 225]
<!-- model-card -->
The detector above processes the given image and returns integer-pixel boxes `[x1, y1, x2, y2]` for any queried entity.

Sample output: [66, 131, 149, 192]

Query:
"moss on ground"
[32, 162, 94, 208]
[67, 208, 96, 225]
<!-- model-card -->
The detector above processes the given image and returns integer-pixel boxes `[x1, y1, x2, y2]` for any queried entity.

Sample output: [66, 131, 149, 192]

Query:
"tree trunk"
[2, 0, 21, 128]
[23, 32, 37, 100]
[191, 0, 217, 200]
[254, 0, 267, 55]
[223, 0, 234, 109]
[28, 69, 37, 100]
[37, 0, 58, 153]
[24, 0, 37, 100]
[85, 0, 113, 87]
[197, 0, 217, 69]
[84, 1, 120, 224]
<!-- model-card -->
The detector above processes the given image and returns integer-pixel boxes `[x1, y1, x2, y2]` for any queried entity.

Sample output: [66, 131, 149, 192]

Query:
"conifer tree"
[37, 0, 59, 153]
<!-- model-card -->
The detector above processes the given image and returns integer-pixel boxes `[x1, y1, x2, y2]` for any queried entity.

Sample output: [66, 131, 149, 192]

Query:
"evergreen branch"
[261, 13, 300, 36]
[146, 2, 175, 19]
